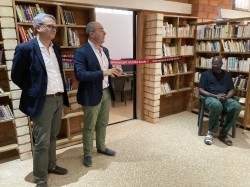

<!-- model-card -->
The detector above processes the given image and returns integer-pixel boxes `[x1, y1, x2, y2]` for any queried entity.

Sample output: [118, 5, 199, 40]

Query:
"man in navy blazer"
[74, 22, 122, 167]
[12, 13, 69, 187]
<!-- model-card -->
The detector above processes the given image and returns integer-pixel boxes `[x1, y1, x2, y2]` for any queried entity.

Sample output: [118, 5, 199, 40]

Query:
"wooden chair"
[197, 96, 237, 138]
[112, 76, 129, 106]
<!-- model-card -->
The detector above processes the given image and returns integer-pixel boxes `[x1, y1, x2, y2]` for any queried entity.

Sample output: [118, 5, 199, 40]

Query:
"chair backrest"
[121, 65, 134, 74]
[112, 77, 129, 91]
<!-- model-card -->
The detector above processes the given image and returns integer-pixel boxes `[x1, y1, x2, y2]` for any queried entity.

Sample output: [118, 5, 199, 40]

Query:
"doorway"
[95, 8, 136, 124]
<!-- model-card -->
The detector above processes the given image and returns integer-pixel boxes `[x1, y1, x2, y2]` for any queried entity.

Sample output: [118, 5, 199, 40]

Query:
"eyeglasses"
[40, 24, 58, 31]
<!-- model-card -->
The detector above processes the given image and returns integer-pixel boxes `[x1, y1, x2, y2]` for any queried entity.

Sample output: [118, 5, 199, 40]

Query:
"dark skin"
[199, 56, 234, 102]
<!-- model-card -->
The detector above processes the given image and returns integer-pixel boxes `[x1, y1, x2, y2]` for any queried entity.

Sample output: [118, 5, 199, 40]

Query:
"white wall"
[96, 11, 133, 60]
[222, 9, 250, 19]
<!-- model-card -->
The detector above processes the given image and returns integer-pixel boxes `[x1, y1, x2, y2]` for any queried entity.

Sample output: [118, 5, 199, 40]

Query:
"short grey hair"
[86, 22, 97, 38]
[33, 13, 56, 35]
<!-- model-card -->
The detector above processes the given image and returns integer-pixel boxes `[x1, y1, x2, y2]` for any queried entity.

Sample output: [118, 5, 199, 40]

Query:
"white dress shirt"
[88, 40, 109, 89]
[37, 37, 64, 95]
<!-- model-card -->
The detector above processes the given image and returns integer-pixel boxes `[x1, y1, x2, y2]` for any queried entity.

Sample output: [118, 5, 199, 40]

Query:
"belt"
[46, 92, 63, 97]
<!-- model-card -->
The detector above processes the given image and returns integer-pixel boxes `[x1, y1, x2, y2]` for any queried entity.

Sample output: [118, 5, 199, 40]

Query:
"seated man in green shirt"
[199, 56, 241, 146]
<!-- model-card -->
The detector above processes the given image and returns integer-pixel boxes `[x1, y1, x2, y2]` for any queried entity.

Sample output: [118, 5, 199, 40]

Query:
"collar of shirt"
[88, 40, 103, 53]
[37, 36, 53, 49]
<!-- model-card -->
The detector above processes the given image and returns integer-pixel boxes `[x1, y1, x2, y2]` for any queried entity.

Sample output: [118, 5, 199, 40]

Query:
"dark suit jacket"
[11, 38, 69, 117]
[73, 42, 115, 106]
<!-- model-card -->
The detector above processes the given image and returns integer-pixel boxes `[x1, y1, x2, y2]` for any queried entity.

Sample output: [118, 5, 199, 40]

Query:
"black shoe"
[97, 148, 116, 156]
[83, 156, 92, 167]
[36, 182, 48, 187]
[219, 134, 233, 146]
[48, 166, 68, 175]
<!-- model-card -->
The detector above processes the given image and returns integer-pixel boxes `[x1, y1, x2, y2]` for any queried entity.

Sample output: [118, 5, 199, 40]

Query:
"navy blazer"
[73, 42, 115, 106]
[11, 38, 69, 117]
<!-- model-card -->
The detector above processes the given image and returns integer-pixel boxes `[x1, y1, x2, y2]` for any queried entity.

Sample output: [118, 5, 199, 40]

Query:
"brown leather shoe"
[48, 166, 68, 175]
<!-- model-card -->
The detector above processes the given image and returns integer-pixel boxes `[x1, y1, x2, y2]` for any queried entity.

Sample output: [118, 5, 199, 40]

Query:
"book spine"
[18, 25, 26, 42]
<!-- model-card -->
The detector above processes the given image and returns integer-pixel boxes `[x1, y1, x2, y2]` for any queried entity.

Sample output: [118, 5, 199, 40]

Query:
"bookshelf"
[160, 15, 197, 117]
[12, 0, 96, 150]
[0, 21, 18, 157]
[193, 17, 250, 129]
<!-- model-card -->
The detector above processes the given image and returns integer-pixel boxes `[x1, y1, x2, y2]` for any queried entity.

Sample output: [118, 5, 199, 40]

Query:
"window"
[234, 0, 250, 11]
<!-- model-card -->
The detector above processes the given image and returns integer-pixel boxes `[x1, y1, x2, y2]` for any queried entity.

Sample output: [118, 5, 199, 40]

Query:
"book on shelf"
[18, 26, 35, 42]
[67, 28, 80, 46]
[0, 87, 4, 94]
[0, 105, 14, 120]
[163, 22, 176, 37]
[0, 48, 4, 65]
[16, 4, 44, 23]
[35, 4, 43, 14]
[63, 10, 76, 25]
[62, 55, 74, 69]
[18, 25, 27, 42]
[161, 83, 172, 95]
[59, 6, 65, 25]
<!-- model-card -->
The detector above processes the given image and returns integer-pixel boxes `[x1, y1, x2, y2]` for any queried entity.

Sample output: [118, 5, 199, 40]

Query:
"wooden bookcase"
[12, 0, 96, 149]
[193, 17, 250, 129]
[142, 13, 197, 123]
[160, 15, 197, 117]
[0, 23, 19, 157]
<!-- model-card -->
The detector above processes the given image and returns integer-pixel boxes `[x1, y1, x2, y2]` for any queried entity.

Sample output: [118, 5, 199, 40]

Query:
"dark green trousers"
[205, 97, 241, 134]
[32, 95, 63, 184]
[82, 88, 111, 156]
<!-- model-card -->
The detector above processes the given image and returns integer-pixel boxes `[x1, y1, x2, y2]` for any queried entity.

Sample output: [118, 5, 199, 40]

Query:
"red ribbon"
[111, 56, 182, 65]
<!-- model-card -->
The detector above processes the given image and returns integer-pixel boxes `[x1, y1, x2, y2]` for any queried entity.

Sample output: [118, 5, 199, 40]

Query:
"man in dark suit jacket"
[11, 13, 69, 187]
[73, 22, 122, 167]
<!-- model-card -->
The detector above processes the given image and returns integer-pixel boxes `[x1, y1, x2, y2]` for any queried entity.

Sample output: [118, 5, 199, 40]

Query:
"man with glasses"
[12, 13, 69, 187]
[199, 56, 241, 146]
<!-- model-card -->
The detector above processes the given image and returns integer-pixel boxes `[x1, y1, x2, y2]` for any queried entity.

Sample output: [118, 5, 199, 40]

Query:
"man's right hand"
[216, 93, 227, 101]
[103, 68, 123, 77]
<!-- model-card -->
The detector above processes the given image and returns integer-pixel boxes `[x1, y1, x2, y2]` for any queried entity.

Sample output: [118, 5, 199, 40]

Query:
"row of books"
[62, 55, 74, 69]
[233, 75, 248, 90]
[162, 22, 177, 37]
[161, 82, 172, 95]
[197, 23, 250, 39]
[67, 28, 80, 46]
[163, 22, 195, 37]
[196, 57, 250, 72]
[0, 105, 14, 121]
[177, 25, 195, 37]
[162, 43, 178, 57]
[0, 48, 4, 65]
[18, 25, 35, 42]
[221, 39, 250, 53]
[180, 45, 194, 55]
[161, 61, 187, 75]
[16, 4, 44, 23]
[196, 41, 220, 52]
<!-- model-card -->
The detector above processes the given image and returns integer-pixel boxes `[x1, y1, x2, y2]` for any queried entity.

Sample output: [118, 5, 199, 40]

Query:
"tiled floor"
[1, 111, 250, 187]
